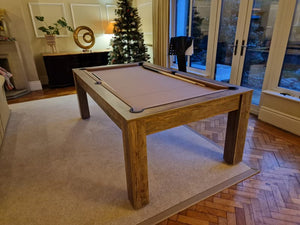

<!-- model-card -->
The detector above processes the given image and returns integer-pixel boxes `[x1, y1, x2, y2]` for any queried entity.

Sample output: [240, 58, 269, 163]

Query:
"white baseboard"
[258, 106, 300, 136]
[28, 81, 42, 91]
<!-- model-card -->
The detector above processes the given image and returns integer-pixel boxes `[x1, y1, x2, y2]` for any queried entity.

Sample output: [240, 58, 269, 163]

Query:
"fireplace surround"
[0, 41, 30, 98]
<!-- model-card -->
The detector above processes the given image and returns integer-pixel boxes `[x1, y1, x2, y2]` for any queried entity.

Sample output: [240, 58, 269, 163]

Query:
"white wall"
[2, 0, 152, 85]
[0, 0, 40, 87]
[2, 0, 115, 85]
[134, 0, 153, 62]
[26, 0, 116, 84]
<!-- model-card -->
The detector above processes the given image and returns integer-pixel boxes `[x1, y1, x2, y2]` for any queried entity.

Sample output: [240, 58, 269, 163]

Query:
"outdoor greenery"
[190, 7, 206, 65]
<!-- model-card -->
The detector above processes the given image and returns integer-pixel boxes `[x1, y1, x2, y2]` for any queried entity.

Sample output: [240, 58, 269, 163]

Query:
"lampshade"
[105, 21, 115, 34]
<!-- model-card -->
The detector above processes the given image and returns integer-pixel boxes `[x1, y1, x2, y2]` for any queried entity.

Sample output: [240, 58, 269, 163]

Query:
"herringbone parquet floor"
[158, 114, 300, 225]
[8, 87, 300, 225]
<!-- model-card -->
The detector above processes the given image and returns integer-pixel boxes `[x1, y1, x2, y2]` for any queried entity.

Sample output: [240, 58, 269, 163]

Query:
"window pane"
[278, 0, 300, 92]
[241, 0, 279, 105]
[190, 0, 211, 70]
[215, 0, 240, 83]
[176, 0, 190, 36]
[172, 0, 190, 66]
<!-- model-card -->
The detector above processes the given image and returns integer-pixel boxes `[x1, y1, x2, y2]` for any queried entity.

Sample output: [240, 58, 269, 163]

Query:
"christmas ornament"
[108, 0, 149, 64]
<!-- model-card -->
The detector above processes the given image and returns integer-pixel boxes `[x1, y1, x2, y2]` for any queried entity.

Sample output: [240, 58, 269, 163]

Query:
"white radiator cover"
[258, 90, 300, 136]
[259, 106, 300, 136]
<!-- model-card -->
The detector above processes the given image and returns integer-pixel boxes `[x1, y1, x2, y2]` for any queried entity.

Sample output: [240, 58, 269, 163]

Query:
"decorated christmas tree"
[108, 0, 149, 64]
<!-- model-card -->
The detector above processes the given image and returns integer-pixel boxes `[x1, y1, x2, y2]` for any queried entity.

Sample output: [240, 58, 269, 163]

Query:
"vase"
[45, 35, 57, 53]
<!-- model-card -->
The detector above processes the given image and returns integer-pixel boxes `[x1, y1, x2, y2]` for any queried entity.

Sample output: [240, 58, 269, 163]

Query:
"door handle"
[240, 40, 247, 56]
[233, 40, 238, 55]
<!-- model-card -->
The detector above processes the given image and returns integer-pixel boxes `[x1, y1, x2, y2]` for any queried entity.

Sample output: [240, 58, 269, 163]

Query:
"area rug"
[0, 95, 258, 225]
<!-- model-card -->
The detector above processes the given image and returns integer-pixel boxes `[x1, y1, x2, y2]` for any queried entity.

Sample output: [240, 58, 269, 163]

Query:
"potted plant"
[35, 16, 73, 52]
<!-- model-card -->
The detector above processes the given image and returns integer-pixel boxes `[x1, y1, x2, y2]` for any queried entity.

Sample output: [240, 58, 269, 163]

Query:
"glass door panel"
[172, 0, 190, 66]
[215, 0, 240, 83]
[278, 0, 300, 92]
[241, 0, 279, 105]
[175, 0, 190, 36]
[171, 0, 212, 73]
[189, 0, 211, 70]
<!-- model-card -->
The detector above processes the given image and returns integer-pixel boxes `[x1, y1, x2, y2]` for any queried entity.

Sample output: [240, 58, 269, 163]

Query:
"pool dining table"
[72, 62, 253, 209]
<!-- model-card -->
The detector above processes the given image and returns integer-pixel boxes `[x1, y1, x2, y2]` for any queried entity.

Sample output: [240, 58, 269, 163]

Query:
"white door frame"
[230, 0, 254, 85]
[263, 0, 298, 97]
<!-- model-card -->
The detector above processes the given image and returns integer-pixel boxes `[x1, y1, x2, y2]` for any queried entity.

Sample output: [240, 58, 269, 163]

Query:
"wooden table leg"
[74, 75, 90, 119]
[223, 91, 252, 164]
[122, 120, 149, 209]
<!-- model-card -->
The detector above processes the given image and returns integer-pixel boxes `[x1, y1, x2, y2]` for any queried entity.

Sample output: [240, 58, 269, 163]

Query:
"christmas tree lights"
[108, 0, 149, 64]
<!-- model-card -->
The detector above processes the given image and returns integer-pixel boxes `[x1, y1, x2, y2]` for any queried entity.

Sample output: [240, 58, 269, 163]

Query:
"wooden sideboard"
[43, 50, 109, 88]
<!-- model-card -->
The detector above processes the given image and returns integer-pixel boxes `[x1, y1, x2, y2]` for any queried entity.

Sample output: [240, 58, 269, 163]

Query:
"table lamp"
[0, 9, 6, 19]
[0, 9, 9, 39]
[105, 21, 115, 34]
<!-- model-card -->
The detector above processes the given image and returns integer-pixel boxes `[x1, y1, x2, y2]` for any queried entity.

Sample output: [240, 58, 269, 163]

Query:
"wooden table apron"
[72, 64, 253, 210]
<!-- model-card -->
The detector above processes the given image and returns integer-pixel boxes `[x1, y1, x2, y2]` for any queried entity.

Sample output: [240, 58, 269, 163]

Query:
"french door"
[171, 0, 298, 111]
[215, 0, 280, 110]
[171, 0, 279, 107]
[170, 0, 220, 75]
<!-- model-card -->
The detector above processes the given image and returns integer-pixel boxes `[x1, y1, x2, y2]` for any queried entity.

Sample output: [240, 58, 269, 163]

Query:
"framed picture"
[28, 2, 68, 38]
[70, 4, 103, 35]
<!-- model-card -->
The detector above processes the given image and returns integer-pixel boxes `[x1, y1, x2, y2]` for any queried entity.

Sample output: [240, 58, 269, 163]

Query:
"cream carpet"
[0, 95, 257, 225]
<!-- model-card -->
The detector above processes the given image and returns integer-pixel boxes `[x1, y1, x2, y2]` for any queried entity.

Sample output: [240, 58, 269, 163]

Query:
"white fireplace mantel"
[0, 41, 29, 91]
